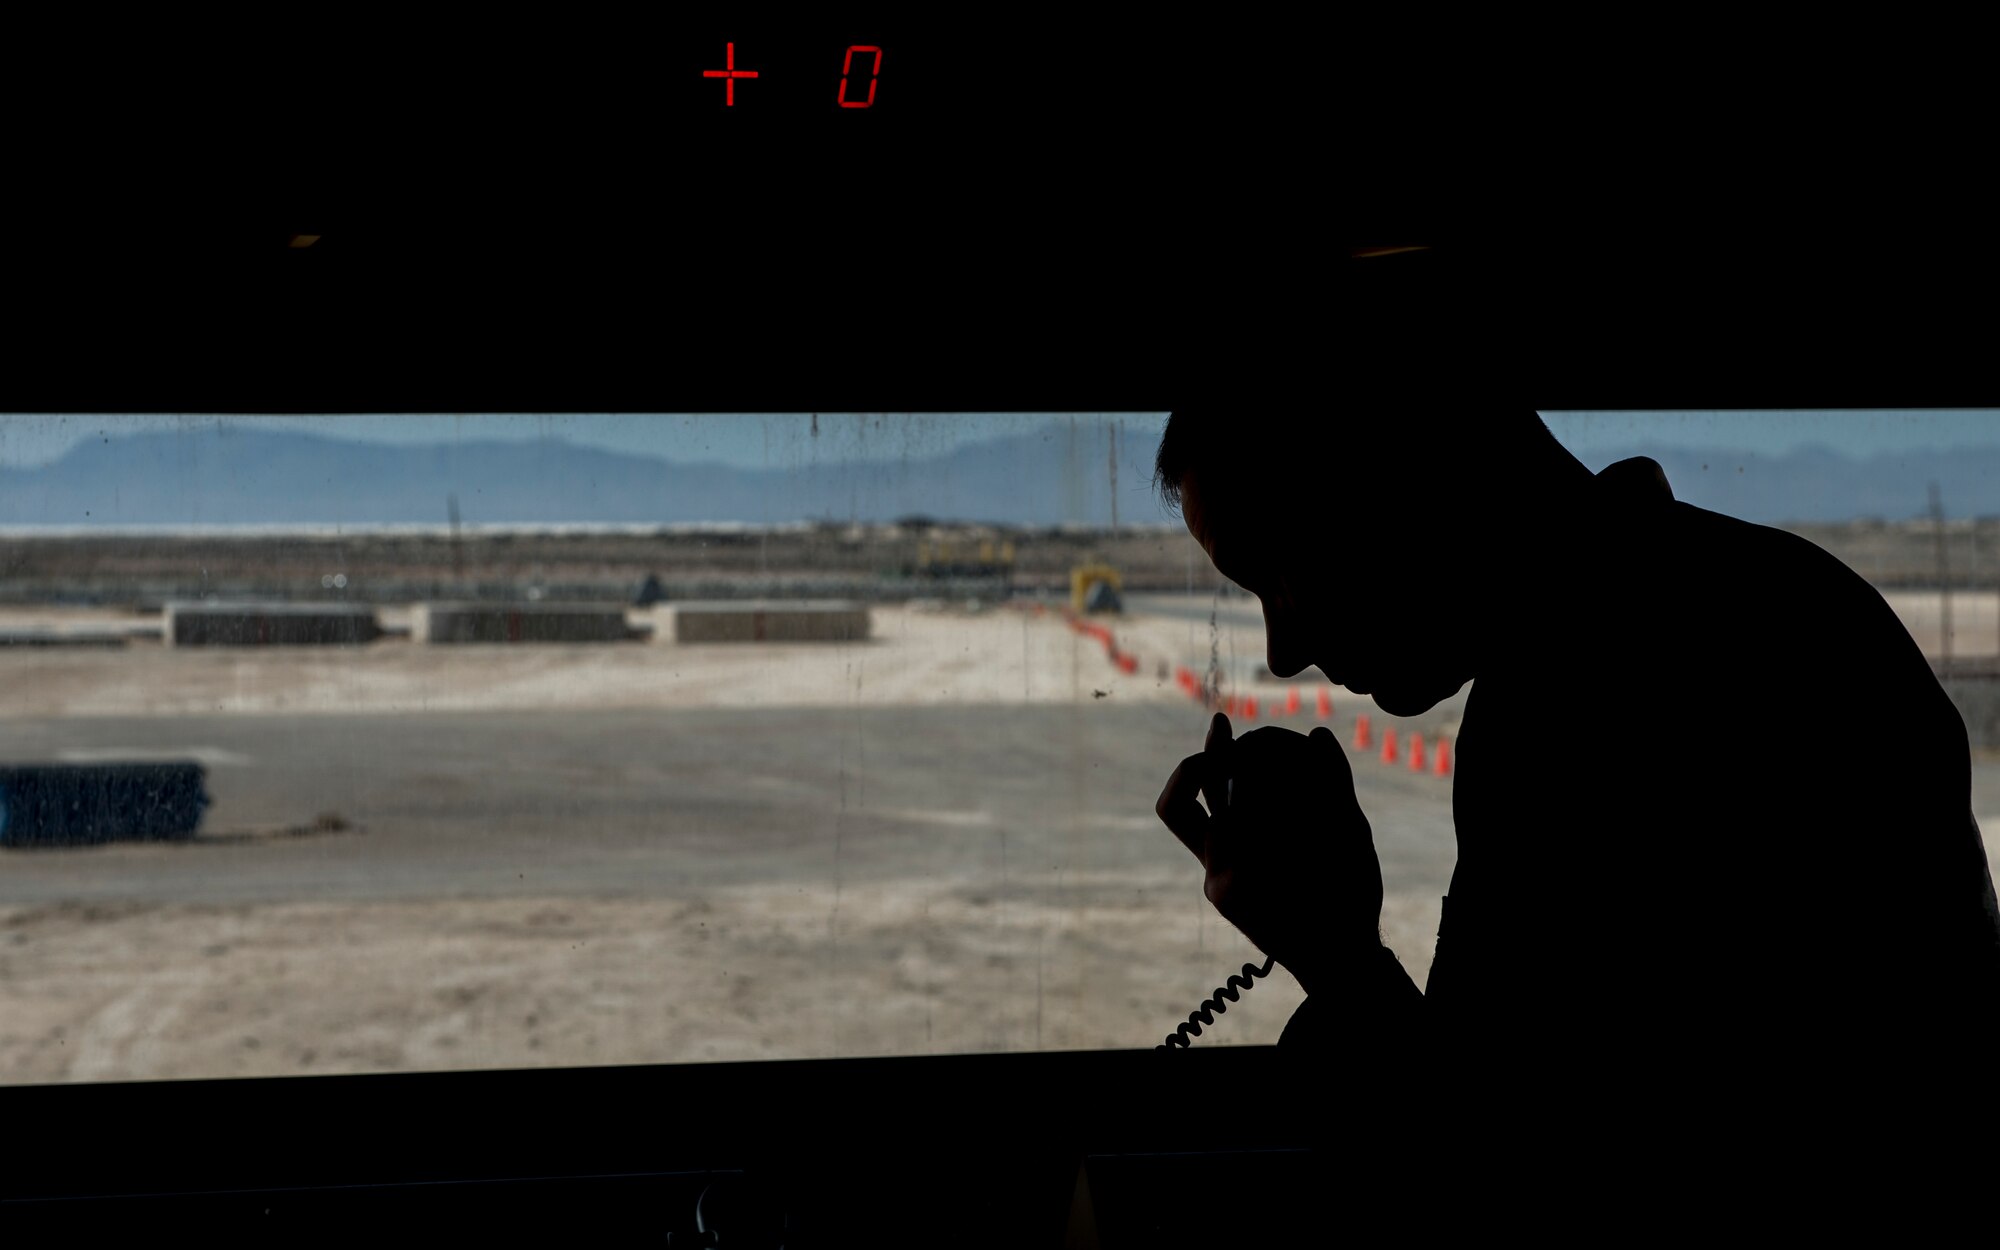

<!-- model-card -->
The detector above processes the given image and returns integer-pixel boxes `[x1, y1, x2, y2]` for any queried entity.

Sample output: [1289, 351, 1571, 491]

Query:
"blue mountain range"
[1, 423, 1994, 527]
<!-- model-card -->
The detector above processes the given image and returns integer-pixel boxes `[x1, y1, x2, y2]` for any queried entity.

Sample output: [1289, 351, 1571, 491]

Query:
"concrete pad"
[0, 600, 1292, 716]
[412, 602, 638, 644]
[164, 603, 380, 647]
[670, 600, 871, 644]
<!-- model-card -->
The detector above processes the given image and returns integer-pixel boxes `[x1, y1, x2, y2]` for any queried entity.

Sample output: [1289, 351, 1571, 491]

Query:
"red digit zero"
[838, 46, 882, 108]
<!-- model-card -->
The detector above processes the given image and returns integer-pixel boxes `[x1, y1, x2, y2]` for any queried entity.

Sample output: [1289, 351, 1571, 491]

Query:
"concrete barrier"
[165, 602, 381, 647]
[412, 602, 639, 644]
[0, 632, 130, 648]
[671, 600, 871, 643]
[0, 763, 209, 848]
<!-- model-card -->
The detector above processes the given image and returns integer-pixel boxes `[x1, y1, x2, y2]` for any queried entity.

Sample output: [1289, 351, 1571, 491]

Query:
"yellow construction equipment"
[1071, 563, 1123, 614]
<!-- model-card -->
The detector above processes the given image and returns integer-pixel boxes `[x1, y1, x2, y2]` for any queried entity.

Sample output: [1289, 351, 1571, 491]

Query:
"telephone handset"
[1158, 736, 1277, 1048]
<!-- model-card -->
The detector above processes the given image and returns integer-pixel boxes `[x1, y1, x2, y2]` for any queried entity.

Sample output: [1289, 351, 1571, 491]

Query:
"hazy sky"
[5, 411, 2000, 469]
[1540, 411, 2000, 461]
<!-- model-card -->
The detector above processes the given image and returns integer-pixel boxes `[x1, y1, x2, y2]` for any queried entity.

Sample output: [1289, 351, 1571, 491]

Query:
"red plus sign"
[702, 42, 759, 106]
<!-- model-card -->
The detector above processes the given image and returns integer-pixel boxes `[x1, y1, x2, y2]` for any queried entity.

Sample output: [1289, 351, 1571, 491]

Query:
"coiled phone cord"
[1160, 712, 1280, 1040]
[1157, 954, 1277, 1049]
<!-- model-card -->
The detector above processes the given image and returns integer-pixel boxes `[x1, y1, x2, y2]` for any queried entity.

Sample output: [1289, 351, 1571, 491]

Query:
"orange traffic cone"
[1315, 687, 1332, 719]
[1242, 697, 1259, 721]
[1434, 738, 1453, 777]
[1353, 715, 1372, 751]
[1284, 687, 1301, 715]
[1380, 727, 1398, 765]
[1408, 733, 1426, 772]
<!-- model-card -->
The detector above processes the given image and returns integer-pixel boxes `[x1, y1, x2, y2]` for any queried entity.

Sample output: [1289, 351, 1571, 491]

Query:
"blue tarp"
[0, 763, 209, 848]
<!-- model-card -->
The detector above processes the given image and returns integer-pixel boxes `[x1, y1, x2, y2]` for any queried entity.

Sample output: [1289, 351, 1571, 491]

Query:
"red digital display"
[701, 41, 760, 107]
[702, 42, 882, 108]
[838, 46, 883, 109]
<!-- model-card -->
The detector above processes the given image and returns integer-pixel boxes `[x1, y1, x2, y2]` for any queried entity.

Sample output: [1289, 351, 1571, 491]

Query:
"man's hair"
[1153, 245, 1568, 515]
[1152, 407, 1563, 517]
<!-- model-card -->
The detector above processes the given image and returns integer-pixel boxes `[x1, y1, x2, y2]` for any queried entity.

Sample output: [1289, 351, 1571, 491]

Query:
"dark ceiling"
[6, 19, 1994, 412]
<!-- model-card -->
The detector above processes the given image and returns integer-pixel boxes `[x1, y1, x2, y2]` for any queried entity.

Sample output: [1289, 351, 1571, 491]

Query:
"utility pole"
[1107, 418, 1120, 534]
[447, 492, 464, 583]
[1930, 481, 1952, 676]
[1975, 516, 1990, 667]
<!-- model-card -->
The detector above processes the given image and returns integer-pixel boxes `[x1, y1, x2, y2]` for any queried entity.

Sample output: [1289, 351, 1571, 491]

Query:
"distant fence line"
[0, 576, 1052, 608]
[6, 574, 1998, 608]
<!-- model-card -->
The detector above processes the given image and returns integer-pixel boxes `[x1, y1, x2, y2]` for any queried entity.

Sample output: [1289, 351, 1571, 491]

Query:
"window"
[2, 410, 1995, 1083]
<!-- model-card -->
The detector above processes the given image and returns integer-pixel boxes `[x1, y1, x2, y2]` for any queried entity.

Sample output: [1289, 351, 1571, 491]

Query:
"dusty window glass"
[1, 411, 1995, 1082]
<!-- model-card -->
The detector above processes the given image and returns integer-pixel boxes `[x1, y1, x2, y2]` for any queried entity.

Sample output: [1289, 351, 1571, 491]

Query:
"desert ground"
[0, 597, 1468, 1082]
[1, 590, 1994, 1086]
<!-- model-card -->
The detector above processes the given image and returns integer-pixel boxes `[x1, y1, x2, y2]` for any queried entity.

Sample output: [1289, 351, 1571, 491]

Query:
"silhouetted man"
[1152, 400, 2000, 1184]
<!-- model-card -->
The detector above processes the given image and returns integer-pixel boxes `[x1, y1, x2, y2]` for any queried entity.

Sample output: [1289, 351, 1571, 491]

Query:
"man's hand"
[1156, 712, 1385, 996]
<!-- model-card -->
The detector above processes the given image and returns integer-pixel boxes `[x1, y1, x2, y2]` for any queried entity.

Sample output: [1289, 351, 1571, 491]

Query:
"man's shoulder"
[1588, 458, 1851, 598]
[1663, 500, 1848, 576]
[1658, 503, 1903, 627]
[1659, 503, 1964, 742]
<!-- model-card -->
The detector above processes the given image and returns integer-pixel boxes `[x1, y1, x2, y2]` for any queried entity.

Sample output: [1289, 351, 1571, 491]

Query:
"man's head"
[1155, 404, 1582, 716]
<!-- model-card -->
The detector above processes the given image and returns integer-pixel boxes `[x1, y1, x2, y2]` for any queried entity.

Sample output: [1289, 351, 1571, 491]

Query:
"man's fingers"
[1308, 722, 1356, 776]
[1156, 752, 1212, 861]
[1204, 713, 1234, 815]
[1305, 723, 1369, 828]
[1204, 712, 1233, 757]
